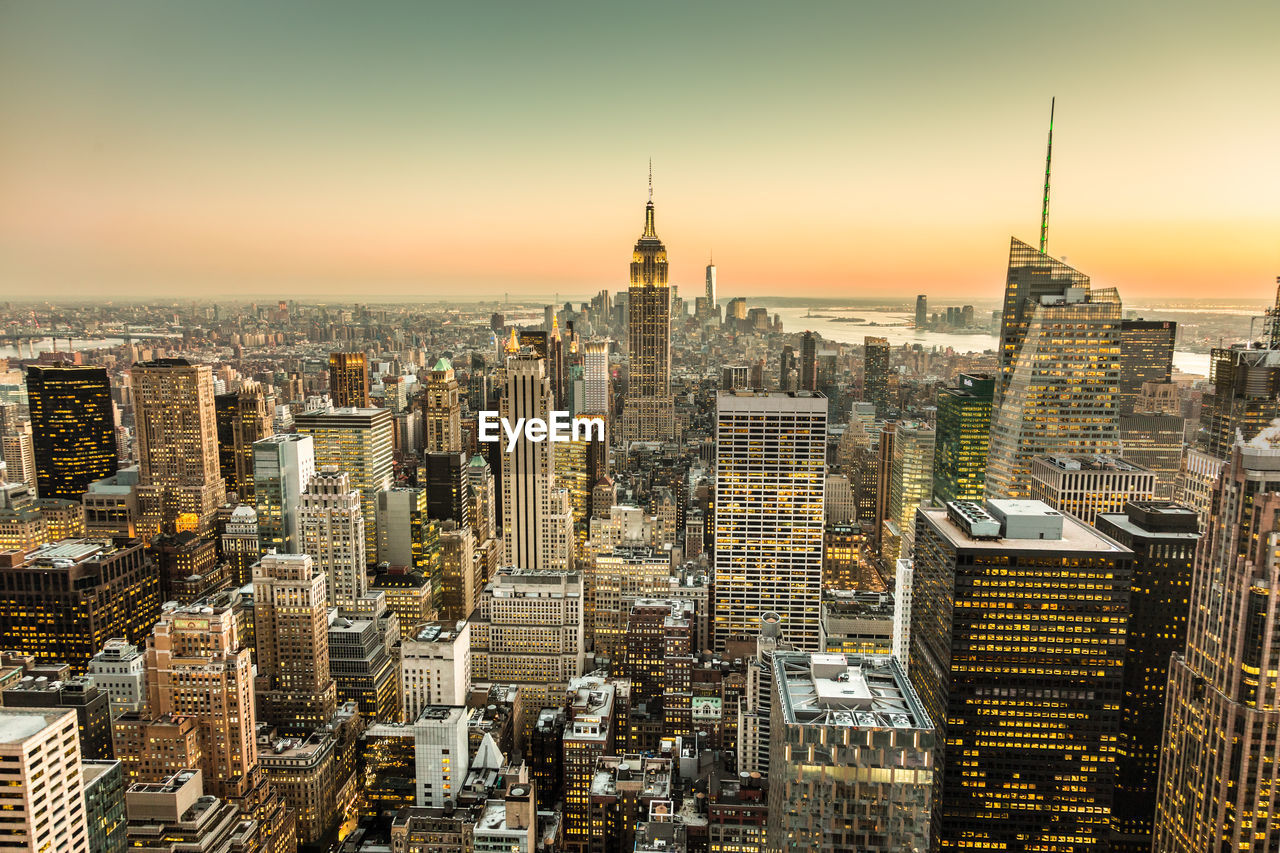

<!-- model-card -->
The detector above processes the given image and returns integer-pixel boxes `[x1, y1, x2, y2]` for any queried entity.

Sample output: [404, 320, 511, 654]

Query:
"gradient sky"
[1, 1, 1276, 303]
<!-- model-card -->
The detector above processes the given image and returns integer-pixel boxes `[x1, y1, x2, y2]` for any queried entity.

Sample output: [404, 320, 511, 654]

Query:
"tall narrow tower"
[423, 358, 461, 453]
[620, 169, 676, 442]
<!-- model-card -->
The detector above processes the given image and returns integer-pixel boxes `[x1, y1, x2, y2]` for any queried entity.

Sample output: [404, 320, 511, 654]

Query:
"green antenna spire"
[1039, 97, 1055, 255]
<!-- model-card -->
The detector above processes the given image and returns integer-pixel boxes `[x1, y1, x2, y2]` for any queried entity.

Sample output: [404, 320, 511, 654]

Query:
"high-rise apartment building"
[0, 708, 89, 852]
[26, 364, 117, 500]
[767, 653, 933, 853]
[131, 359, 226, 536]
[1118, 319, 1175, 413]
[1094, 502, 1199, 853]
[423, 358, 461, 453]
[863, 336, 891, 416]
[1029, 454, 1156, 525]
[501, 354, 572, 571]
[986, 277, 1123, 499]
[299, 470, 366, 610]
[294, 405, 394, 560]
[470, 568, 585, 727]
[214, 381, 272, 501]
[252, 433, 315, 555]
[713, 391, 826, 651]
[0, 539, 159, 673]
[620, 186, 676, 442]
[1154, 432, 1280, 851]
[328, 351, 369, 408]
[911, 500, 1132, 851]
[932, 373, 994, 505]
[1, 419, 37, 492]
[252, 553, 338, 733]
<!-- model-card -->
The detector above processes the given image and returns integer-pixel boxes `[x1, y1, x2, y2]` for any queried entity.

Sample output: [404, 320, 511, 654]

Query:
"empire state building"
[621, 180, 677, 442]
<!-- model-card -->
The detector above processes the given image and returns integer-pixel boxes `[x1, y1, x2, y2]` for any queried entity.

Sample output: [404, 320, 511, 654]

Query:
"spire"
[642, 161, 657, 238]
[1039, 97, 1055, 255]
[505, 327, 519, 354]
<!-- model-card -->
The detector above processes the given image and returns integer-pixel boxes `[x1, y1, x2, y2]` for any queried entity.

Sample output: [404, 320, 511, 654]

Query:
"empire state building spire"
[643, 160, 657, 238]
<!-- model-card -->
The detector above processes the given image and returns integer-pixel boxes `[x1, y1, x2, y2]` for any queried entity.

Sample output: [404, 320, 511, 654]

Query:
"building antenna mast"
[1040, 97, 1055, 255]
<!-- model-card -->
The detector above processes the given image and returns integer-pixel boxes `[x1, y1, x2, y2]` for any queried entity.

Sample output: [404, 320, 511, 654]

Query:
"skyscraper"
[26, 364, 117, 500]
[914, 294, 927, 327]
[252, 552, 338, 733]
[705, 257, 716, 308]
[0, 419, 36, 492]
[328, 351, 369, 408]
[580, 339, 610, 418]
[252, 433, 315, 555]
[501, 353, 573, 571]
[767, 653, 934, 853]
[294, 405, 394, 560]
[422, 451, 471, 529]
[713, 390, 826, 651]
[423, 358, 461, 453]
[1198, 343, 1280, 459]
[911, 500, 1132, 851]
[299, 469, 366, 611]
[0, 708, 90, 852]
[886, 421, 934, 556]
[932, 373, 994, 505]
[1154, 431, 1280, 851]
[800, 332, 818, 392]
[1029, 454, 1156, 525]
[863, 336, 890, 415]
[985, 274, 1123, 499]
[214, 382, 272, 503]
[1118, 319, 1175, 413]
[620, 177, 676, 443]
[1094, 502, 1199, 853]
[131, 359, 226, 537]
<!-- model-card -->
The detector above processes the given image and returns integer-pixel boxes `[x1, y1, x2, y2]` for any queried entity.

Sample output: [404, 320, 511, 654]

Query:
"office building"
[130, 359, 226, 537]
[256, 730, 337, 846]
[1094, 502, 1199, 853]
[620, 184, 676, 443]
[82, 759, 127, 853]
[887, 420, 934, 556]
[470, 569, 584, 728]
[252, 553, 338, 733]
[214, 382, 272, 502]
[1118, 412, 1184, 499]
[327, 351, 369, 408]
[299, 470, 366, 610]
[863, 336, 890, 415]
[294, 405, 394, 560]
[767, 653, 933, 853]
[1, 419, 37, 492]
[986, 277, 1123, 499]
[401, 620, 471, 722]
[87, 638, 147, 719]
[82, 467, 140, 540]
[423, 451, 471, 529]
[0, 539, 159, 673]
[932, 373, 994, 505]
[26, 364, 117, 500]
[1198, 344, 1280, 458]
[1154, 432, 1280, 851]
[911, 500, 1132, 850]
[4, 674, 113, 761]
[622, 599, 693, 747]
[1029, 454, 1156, 525]
[589, 545, 672, 661]
[501, 354, 573, 571]
[915, 294, 927, 327]
[220, 504, 260, 588]
[252, 433, 315, 555]
[0, 708, 89, 852]
[562, 675, 616, 853]
[376, 487, 444, 607]
[714, 391, 826, 651]
[800, 332, 818, 392]
[705, 258, 717, 307]
[580, 339, 610, 418]
[437, 523, 477, 621]
[423, 358, 462, 453]
[1118, 319, 1175, 413]
[123, 769, 264, 853]
[327, 600, 400, 723]
[467, 454, 498, 542]
[819, 591, 894, 656]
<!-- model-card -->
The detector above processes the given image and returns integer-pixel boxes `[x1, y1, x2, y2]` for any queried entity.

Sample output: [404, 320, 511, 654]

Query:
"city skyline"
[1, 1, 1277, 303]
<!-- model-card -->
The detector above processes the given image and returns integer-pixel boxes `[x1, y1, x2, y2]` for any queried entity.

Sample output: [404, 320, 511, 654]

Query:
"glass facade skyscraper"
[933, 373, 994, 505]
[26, 365, 116, 500]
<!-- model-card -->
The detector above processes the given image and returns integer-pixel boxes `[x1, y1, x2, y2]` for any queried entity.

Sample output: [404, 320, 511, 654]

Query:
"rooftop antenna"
[648, 158, 653, 202]
[1039, 97, 1055, 255]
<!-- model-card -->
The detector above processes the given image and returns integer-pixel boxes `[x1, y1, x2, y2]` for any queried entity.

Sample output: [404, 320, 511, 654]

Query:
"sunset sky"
[0, 1, 1276, 303]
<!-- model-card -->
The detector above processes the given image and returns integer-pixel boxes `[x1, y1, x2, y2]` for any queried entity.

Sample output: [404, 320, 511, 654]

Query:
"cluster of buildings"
[0, 164, 1273, 853]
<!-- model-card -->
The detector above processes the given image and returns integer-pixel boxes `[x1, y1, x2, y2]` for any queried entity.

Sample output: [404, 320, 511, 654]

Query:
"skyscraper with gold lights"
[130, 359, 226, 538]
[620, 181, 676, 443]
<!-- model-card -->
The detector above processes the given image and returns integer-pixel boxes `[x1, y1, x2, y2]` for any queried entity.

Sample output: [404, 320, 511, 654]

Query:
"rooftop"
[0, 708, 70, 744]
[929, 502, 1127, 553]
[774, 652, 931, 731]
[1036, 454, 1149, 473]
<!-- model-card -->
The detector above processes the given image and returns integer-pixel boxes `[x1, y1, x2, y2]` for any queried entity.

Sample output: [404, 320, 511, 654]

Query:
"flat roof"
[919, 506, 1129, 554]
[773, 653, 930, 731]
